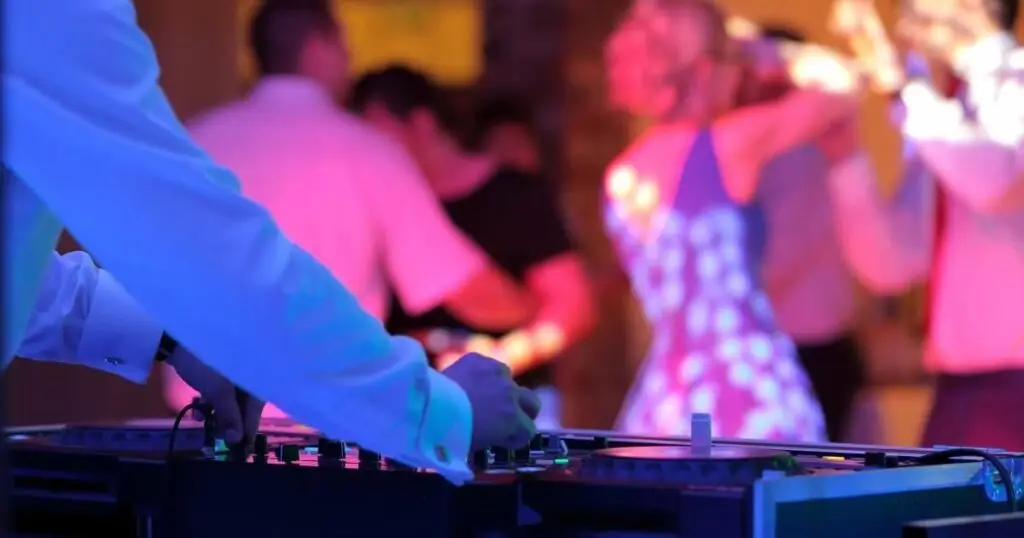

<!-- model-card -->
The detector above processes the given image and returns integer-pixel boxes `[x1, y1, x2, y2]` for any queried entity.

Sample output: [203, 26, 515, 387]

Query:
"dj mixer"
[7, 415, 1024, 538]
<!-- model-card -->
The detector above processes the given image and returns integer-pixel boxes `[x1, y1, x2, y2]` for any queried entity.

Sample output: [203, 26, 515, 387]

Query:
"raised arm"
[827, 138, 932, 294]
[899, 37, 1024, 212]
[17, 251, 162, 383]
[3, 0, 471, 483]
[723, 43, 864, 201]
[368, 144, 536, 330]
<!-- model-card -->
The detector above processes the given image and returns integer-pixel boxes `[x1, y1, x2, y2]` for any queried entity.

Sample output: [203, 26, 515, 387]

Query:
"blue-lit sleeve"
[17, 251, 162, 383]
[2, 0, 471, 483]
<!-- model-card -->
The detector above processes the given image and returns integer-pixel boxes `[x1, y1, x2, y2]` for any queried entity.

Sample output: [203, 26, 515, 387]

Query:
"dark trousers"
[922, 369, 1024, 451]
[796, 333, 865, 442]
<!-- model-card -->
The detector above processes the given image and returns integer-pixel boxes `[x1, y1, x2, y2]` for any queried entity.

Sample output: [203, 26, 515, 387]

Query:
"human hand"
[784, 43, 865, 94]
[166, 347, 265, 444]
[442, 352, 541, 450]
[831, 0, 905, 93]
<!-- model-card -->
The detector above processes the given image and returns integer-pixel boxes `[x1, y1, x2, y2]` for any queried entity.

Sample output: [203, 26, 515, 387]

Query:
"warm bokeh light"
[632, 180, 660, 214]
[607, 165, 639, 199]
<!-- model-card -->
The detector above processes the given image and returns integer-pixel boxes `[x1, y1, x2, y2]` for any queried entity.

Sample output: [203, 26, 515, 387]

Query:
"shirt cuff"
[418, 369, 473, 484]
[77, 270, 162, 383]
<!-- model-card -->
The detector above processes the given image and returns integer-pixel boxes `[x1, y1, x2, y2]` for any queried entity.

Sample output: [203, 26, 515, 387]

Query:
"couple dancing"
[606, 0, 1004, 443]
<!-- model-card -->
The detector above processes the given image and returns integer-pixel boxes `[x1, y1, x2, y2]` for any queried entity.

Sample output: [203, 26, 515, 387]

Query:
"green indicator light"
[554, 458, 570, 465]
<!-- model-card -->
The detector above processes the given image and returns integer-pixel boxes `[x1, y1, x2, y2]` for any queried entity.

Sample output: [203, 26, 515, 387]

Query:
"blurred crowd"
[12, 0, 1024, 452]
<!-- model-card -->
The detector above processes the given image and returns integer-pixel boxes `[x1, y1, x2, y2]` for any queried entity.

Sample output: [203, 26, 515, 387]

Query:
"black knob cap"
[358, 447, 381, 467]
[318, 438, 344, 460]
[529, 434, 544, 451]
[277, 444, 300, 464]
[514, 445, 531, 465]
[471, 449, 491, 468]
[493, 447, 513, 466]
[253, 434, 269, 457]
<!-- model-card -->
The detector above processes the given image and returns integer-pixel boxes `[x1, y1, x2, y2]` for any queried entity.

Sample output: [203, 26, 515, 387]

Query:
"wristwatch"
[154, 332, 179, 363]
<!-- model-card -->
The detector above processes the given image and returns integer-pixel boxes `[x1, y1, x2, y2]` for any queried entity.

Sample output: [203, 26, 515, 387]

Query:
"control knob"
[358, 447, 382, 468]
[318, 438, 344, 460]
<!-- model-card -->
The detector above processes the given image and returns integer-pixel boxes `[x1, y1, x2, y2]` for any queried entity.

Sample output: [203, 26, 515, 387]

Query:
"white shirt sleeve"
[3, 0, 472, 484]
[365, 141, 485, 315]
[17, 251, 163, 383]
[900, 34, 1024, 211]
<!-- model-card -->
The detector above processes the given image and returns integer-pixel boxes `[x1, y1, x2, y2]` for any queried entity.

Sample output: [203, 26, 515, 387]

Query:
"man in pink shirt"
[164, 0, 534, 416]
[829, 0, 1024, 449]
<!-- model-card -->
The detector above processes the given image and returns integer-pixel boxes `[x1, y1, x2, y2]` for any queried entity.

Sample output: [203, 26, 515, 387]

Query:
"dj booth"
[6, 415, 1024, 538]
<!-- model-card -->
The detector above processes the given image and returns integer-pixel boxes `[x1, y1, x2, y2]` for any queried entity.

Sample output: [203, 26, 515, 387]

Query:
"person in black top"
[349, 66, 596, 429]
[470, 99, 543, 174]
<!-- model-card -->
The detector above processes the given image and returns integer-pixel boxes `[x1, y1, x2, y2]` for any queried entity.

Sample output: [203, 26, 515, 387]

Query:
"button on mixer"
[514, 444, 531, 465]
[277, 444, 300, 464]
[253, 434, 269, 462]
[493, 447, 513, 466]
[358, 447, 382, 468]
[318, 438, 344, 460]
[471, 448, 491, 468]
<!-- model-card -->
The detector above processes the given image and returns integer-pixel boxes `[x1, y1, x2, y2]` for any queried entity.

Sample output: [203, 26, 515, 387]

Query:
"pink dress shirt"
[165, 76, 485, 415]
[829, 34, 1024, 373]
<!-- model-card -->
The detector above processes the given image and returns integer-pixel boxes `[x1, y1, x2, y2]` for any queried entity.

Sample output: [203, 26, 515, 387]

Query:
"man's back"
[190, 78, 399, 319]
[177, 77, 486, 415]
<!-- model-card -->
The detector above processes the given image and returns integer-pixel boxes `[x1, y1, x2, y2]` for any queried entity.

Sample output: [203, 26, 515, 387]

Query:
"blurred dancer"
[165, 1, 535, 416]
[471, 99, 543, 174]
[750, 26, 865, 442]
[604, 0, 862, 440]
[830, 0, 1024, 449]
[350, 66, 596, 429]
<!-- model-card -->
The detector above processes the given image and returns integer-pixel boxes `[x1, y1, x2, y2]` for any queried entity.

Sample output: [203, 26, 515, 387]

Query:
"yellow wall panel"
[237, 0, 481, 86]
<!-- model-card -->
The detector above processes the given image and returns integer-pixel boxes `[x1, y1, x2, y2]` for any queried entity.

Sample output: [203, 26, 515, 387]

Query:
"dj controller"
[7, 414, 1024, 538]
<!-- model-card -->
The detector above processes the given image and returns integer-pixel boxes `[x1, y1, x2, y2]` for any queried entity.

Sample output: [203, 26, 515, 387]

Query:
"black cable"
[907, 448, 1018, 513]
[166, 400, 211, 461]
[161, 401, 214, 537]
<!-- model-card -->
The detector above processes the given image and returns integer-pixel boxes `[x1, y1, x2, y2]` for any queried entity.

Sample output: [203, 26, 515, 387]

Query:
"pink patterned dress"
[605, 129, 826, 441]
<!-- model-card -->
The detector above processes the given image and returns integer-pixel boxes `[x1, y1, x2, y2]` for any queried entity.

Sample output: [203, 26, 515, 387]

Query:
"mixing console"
[7, 415, 1024, 538]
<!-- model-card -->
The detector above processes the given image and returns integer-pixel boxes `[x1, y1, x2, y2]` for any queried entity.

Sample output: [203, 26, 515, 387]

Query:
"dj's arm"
[900, 38, 1024, 212]
[16, 250, 163, 383]
[3, 0, 472, 484]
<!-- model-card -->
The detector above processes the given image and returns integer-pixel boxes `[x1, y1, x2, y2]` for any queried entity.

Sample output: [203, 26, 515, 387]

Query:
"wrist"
[154, 332, 180, 365]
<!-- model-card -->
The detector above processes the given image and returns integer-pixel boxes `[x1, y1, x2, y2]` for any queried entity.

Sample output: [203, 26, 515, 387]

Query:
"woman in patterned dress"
[603, 0, 863, 441]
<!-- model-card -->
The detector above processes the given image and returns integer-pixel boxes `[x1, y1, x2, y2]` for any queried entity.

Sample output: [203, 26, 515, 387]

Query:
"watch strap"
[154, 332, 179, 363]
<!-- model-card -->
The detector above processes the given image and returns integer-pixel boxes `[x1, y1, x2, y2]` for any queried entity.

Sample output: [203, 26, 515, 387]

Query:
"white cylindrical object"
[691, 413, 712, 453]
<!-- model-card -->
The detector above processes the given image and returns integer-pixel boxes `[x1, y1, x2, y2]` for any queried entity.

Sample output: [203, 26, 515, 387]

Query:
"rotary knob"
[493, 447, 513, 466]
[358, 447, 382, 468]
[276, 444, 300, 464]
[471, 449, 491, 469]
[514, 445, 532, 465]
[317, 438, 344, 460]
[253, 434, 269, 457]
